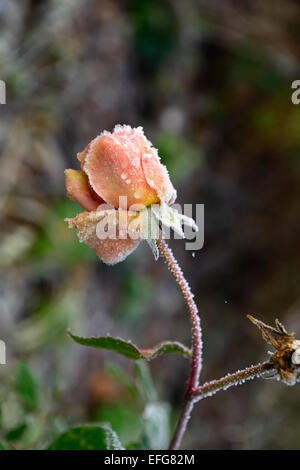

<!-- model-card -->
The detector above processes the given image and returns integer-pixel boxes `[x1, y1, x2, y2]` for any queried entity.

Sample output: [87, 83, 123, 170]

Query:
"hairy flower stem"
[157, 238, 275, 450]
[192, 361, 274, 401]
[169, 396, 196, 451]
[156, 237, 202, 450]
[168, 363, 274, 450]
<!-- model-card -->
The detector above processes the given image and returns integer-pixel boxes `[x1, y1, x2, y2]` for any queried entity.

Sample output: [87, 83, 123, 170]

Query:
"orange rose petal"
[89, 236, 139, 265]
[142, 146, 177, 205]
[77, 142, 91, 169]
[65, 169, 102, 211]
[83, 125, 175, 209]
[66, 209, 141, 265]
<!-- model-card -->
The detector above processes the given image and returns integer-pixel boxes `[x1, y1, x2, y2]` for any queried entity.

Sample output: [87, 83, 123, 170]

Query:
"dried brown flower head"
[247, 315, 300, 386]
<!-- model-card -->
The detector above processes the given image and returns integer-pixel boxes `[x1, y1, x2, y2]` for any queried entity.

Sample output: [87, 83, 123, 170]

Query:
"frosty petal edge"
[66, 209, 141, 265]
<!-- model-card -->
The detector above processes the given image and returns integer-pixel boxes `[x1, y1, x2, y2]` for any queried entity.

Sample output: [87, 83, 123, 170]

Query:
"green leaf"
[48, 424, 124, 450]
[16, 363, 38, 411]
[68, 331, 191, 361]
[142, 341, 191, 360]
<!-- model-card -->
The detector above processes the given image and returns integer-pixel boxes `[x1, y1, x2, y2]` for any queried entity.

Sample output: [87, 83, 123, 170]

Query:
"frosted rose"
[66, 125, 176, 211]
[65, 125, 196, 265]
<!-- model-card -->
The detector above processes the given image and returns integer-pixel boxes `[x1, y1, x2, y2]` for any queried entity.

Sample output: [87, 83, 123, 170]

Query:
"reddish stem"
[168, 396, 195, 451]
[157, 239, 276, 450]
[192, 361, 273, 401]
[157, 237, 202, 449]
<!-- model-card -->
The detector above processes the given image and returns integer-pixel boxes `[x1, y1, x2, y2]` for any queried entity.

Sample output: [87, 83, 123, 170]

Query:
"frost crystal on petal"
[142, 148, 177, 205]
[65, 209, 141, 265]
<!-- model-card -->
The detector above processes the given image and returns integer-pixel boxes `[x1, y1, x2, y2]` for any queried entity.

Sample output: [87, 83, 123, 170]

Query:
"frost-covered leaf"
[151, 203, 198, 239]
[100, 424, 124, 450]
[68, 333, 142, 359]
[139, 207, 160, 260]
[141, 402, 170, 450]
[152, 203, 184, 238]
[140, 341, 191, 360]
[48, 424, 124, 450]
[145, 237, 159, 261]
[68, 331, 191, 361]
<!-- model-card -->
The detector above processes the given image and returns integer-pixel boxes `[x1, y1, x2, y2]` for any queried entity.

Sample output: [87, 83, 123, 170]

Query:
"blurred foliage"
[0, 357, 170, 450]
[16, 363, 38, 412]
[31, 199, 94, 268]
[117, 270, 154, 322]
[130, 0, 177, 74]
[1, 0, 300, 450]
[93, 403, 142, 447]
[155, 133, 198, 183]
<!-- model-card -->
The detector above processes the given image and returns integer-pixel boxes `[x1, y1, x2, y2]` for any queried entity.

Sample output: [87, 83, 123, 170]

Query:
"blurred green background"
[1, 0, 300, 449]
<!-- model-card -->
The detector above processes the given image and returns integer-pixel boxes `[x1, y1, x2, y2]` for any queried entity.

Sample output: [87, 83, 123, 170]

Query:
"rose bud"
[65, 125, 197, 264]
